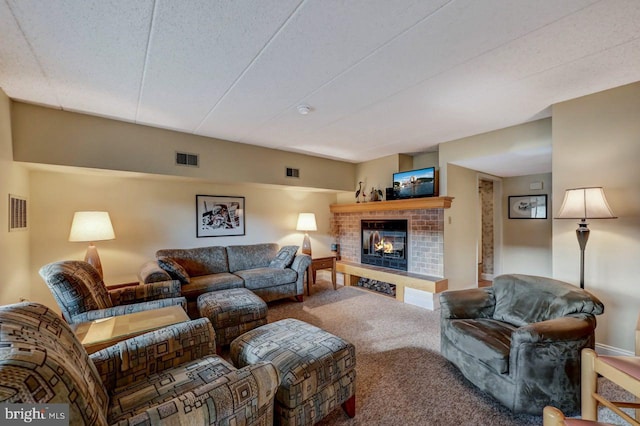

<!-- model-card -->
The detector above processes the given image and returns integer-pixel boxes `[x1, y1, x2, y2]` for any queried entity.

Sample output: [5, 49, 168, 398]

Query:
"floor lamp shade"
[556, 187, 616, 288]
[69, 211, 115, 278]
[296, 213, 317, 256]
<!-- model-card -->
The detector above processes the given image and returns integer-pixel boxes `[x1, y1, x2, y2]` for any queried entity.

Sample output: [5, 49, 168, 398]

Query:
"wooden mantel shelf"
[330, 196, 453, 213]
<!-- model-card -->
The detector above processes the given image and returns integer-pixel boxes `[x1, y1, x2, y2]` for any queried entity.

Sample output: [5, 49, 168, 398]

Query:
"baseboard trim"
[595, 343, 634, 356]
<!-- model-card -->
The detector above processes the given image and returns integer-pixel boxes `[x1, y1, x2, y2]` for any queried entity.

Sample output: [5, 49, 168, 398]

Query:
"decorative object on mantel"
[556, 187, 616, 289]
[355, 181, 364, 203]
[68, 211, 115, 278]
[369, 187, 383, 202]
[196, 195, 245, 237]
[296, 213, 317, 256]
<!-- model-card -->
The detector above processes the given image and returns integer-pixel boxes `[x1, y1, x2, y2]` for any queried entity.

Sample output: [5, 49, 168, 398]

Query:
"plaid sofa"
[0, 302, 280, 425]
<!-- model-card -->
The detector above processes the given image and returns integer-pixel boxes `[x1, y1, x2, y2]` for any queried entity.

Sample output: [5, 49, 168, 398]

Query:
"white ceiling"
[2, 0, 640, 177]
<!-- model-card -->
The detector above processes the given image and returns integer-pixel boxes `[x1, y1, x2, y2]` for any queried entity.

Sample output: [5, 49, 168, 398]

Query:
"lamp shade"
[296, 213, 317, 231]
[556, 187, 617, 220]
[69, 211, 116, 242]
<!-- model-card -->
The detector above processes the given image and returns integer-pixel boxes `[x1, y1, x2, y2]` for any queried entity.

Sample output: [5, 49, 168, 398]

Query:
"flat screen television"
[392, 167, 436, 199]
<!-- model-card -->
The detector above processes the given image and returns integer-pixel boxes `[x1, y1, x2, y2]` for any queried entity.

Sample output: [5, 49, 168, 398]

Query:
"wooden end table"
[307, 256, 337, 295]
[71, 305, 190, 354]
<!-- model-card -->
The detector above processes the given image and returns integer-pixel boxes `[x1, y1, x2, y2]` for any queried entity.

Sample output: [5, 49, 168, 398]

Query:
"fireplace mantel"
[329, 196, 453, 213]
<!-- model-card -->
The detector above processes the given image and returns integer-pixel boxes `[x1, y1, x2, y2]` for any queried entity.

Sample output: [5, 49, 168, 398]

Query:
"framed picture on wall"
[196, 195, 245, 237]
[508, 194, 547, 219]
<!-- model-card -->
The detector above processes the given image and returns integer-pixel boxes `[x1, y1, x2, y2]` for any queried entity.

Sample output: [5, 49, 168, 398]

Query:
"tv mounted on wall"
[392, 167, 436, 199]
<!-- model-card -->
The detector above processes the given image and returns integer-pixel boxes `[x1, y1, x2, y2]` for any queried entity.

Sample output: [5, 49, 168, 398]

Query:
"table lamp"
[69, 211, 115, 278]
[556, 187, 616, 288]
[296, 213, 317, 256]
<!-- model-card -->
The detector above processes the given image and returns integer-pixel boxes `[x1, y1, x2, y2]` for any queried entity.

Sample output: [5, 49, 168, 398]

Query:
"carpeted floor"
[262, 277, 633, 426]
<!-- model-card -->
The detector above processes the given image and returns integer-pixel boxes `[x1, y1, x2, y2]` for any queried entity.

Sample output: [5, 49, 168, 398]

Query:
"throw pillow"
[269, 245, 299, 269]
[157, 256, 190, 284]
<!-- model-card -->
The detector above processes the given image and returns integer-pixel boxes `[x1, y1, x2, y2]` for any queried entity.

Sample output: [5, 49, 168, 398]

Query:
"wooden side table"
[70, 305, 190, 354]
[307, 256, 337, 295]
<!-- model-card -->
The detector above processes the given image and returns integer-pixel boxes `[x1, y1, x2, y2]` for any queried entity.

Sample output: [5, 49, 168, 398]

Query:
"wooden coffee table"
[71, 305, 190, 354]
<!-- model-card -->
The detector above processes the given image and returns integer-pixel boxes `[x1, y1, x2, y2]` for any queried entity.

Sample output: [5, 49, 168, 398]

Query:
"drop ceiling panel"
[195, 0, 450, 141]
[136, 0, 302, 131]
[246, 0, 597, 152]
[0, 1, 59, 106]
[7, 0, 153, 119]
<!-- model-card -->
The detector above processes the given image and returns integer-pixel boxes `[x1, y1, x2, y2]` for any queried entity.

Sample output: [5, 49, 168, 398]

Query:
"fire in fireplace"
[361, 219, 408, 271]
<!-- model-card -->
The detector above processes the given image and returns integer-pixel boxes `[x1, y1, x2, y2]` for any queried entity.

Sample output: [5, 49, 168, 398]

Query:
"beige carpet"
[263, 277, 632, 426]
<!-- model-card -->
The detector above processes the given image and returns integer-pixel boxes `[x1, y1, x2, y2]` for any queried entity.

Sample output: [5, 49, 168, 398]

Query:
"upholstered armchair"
[440, 274, 604, 415]
[40, 260, 186, 325]
[0, 302, 280, 425]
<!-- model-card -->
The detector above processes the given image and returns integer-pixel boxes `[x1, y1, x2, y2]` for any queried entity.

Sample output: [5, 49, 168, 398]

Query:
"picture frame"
[508, 194, 547, 219]
[196, 195, 245, 237]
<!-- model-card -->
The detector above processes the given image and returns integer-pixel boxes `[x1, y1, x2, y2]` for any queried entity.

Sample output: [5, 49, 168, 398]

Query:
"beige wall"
[0, 89, 30, 305]
[336, 153, 414, 204]
[29, 168, 338, 311]
[502, 173, 552, 276]
[443, 164, 478, 290]
[438, 118, 551, 196]
[413, 151, 438, 169]
[553, 82, 640, 352]
[11, 102, 355, 192]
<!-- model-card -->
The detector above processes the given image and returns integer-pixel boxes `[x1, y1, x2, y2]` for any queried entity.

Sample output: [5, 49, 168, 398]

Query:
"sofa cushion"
[443, 318, 516, 374]
[269, 245, 299, 269]
[492, 274, 605, 327]
[180, 273, 244, 300]
[157, 246, 229, 276]
[227, 243, 279, 273]
[158, 256, 190, 284]
[234, 267, 297, 290]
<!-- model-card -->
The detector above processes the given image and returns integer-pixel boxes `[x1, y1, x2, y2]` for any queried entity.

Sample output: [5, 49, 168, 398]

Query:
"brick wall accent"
[331, 208, 444, 277]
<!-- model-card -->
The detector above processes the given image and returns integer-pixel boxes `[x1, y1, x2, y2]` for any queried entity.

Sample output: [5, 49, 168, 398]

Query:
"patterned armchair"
[40, 260, 187, 325]
[0, 302, 280, 425]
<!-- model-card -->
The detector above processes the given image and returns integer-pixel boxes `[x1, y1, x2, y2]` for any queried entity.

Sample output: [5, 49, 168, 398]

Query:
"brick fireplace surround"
[331, 208, 444, 277]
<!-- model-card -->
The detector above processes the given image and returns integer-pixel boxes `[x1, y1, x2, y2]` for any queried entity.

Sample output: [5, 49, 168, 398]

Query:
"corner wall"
[0, 89, 30, 304]
[502, 173, 552, 276]
[552, 82, 640, 352]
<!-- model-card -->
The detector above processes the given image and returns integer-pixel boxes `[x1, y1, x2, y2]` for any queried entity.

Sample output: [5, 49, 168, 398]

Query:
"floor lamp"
[296, 213, 317, 256]
[556, 187, 616, 288]
[69, 211, 116, 278]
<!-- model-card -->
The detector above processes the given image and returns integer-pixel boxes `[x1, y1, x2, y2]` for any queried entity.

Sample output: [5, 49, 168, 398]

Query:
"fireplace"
[361, 219, 408, 271]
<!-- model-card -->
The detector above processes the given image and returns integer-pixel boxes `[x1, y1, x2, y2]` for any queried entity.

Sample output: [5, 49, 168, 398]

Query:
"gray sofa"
[439, 274, 604, 415]
[139, 243, 311, 316]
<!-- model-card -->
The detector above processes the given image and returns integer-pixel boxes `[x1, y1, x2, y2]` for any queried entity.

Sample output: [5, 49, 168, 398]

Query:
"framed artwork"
[196, 195, 245, 237]
[508, 194, 547, 219]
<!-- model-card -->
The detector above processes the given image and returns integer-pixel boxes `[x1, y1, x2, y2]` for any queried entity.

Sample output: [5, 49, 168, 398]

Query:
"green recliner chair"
[440, 274, 604, 415]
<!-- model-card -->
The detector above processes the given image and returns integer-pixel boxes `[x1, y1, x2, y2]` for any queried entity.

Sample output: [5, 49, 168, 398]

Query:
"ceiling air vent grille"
[286, 167, 300, 178]
[176, 151, 199, 167]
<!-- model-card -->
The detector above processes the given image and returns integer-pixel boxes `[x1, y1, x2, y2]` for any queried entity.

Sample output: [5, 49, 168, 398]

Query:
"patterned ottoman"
[230, 318, 356, 425]
[197, 288, 268, 350]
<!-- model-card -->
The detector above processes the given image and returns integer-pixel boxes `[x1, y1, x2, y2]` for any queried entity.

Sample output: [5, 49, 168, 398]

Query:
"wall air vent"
[176, 151, 199, 167]
[286, 167, 300, 178]
[8, 194, 27, 232]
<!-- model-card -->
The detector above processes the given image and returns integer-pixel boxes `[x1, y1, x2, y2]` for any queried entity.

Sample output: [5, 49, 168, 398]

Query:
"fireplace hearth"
[361, 219, 408, 271]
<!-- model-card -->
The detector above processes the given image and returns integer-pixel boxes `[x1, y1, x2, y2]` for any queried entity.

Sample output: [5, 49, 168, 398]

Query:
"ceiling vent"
[286, 167, 300, 178]
[176, 151, 199, 167]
